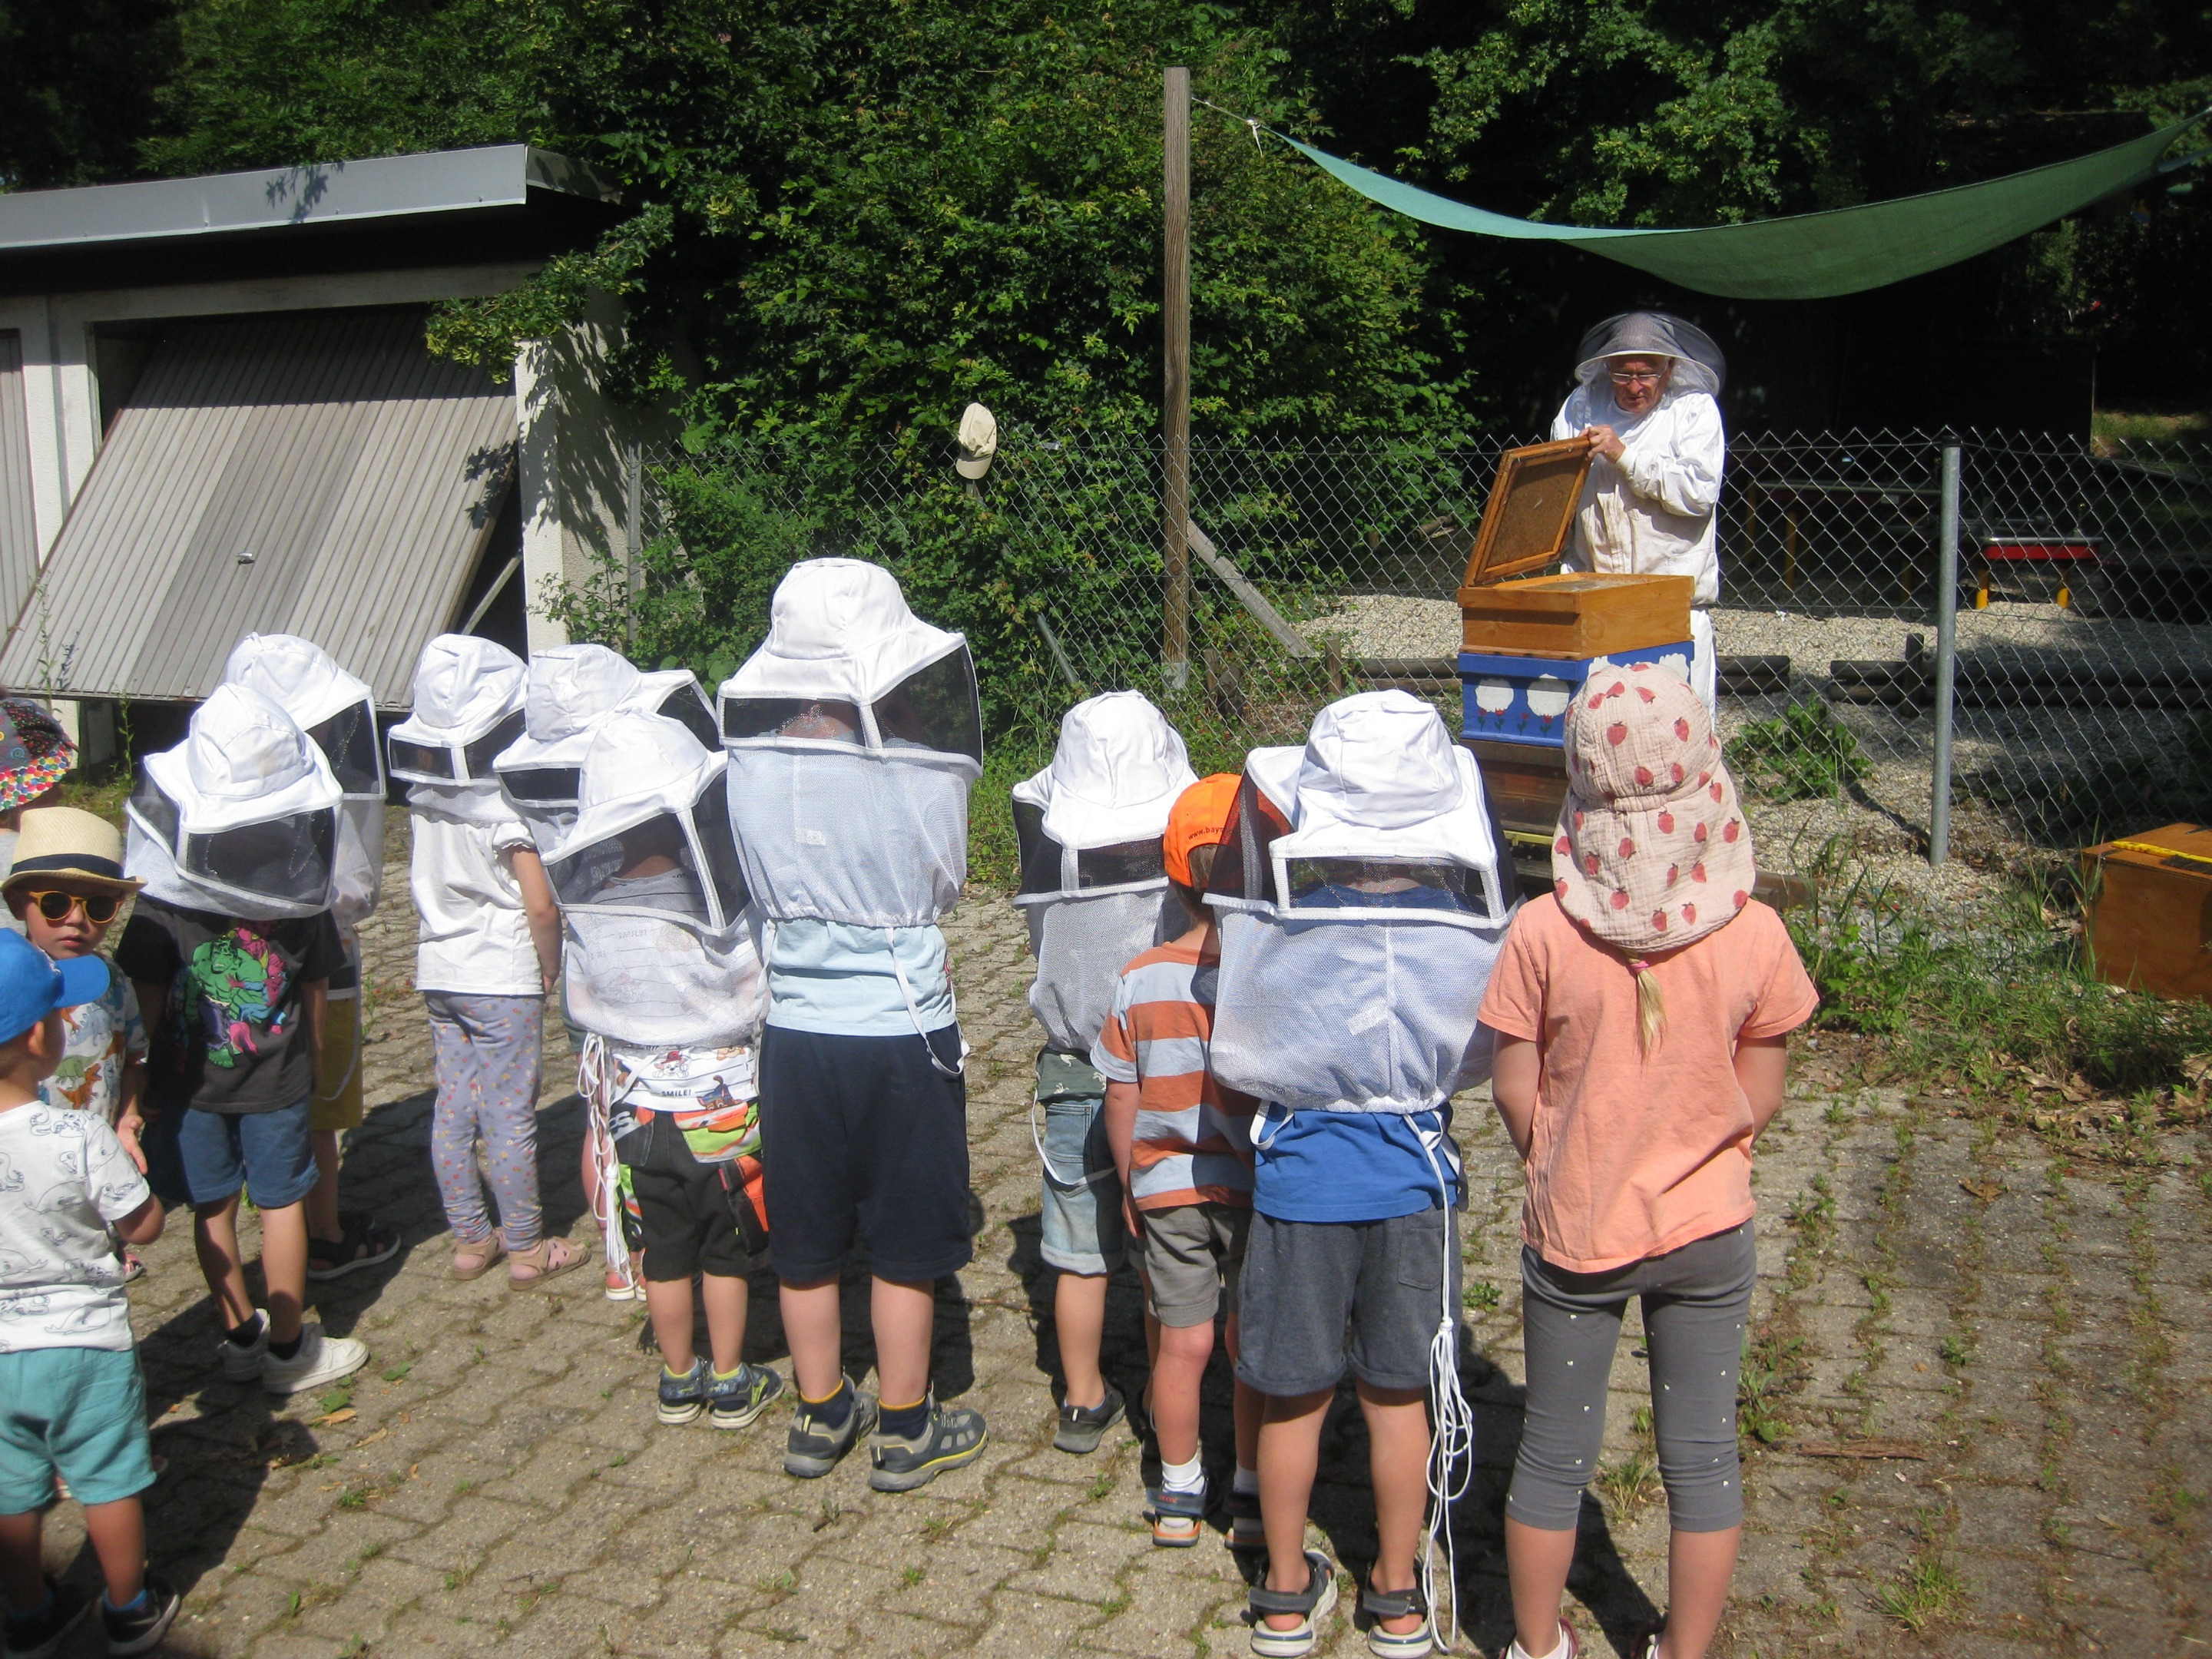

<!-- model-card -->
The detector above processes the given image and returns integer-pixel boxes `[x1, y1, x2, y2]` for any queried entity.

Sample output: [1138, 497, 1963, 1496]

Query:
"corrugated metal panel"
[0, 310, 514, 705]
[0, 334, 35, 642]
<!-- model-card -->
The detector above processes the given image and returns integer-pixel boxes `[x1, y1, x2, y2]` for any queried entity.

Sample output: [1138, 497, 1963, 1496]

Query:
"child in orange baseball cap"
[1094, 773, 1263, 1546]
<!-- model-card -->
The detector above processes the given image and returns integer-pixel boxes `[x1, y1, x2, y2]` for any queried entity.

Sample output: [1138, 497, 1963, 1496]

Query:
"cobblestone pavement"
[30, 842, 2211, 1657]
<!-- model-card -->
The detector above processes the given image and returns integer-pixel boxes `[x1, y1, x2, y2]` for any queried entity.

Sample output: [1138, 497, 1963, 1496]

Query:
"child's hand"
[1122, 1193, 1143, 1241]
[115, 1107, 148, 1174]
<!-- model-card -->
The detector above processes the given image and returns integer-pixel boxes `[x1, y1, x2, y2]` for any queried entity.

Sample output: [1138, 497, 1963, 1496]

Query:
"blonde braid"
[1627, 956, 1667, 1055]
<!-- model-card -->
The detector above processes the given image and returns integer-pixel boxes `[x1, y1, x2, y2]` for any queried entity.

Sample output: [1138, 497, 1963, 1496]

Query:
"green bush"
[1730, 702, 1873, 802]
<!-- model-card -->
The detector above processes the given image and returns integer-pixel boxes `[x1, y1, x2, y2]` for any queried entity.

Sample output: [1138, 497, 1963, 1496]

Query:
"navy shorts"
[758, 1025, 972, 1284]
[144, 1097, 317, 1210]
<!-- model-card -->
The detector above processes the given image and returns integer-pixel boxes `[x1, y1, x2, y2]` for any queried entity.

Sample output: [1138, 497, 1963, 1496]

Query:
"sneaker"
[2, 1580, 90, 1659]
[1249, 1549, 1340, 1659]
[657, 1358, 709, 1426]
[707, 1363, 785, 1430]
[217, 1310, 269, 1382]
[260, 1324, 369, 1396]
[868, 1397, 988, 1493]
[1223, 1484, 1266, 1551]
[783, 1376, 878, 1478]
[101, 1576, 182, 1657]
[1052, 1383, 1125, 1455]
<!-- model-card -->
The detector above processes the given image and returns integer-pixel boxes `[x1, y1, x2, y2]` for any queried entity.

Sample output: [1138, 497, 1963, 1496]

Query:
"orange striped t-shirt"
[1090, 939, 1258, 1210]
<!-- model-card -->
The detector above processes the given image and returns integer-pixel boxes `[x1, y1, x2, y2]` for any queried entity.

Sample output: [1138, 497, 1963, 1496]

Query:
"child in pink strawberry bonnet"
[1476, 662, 1818, 1659]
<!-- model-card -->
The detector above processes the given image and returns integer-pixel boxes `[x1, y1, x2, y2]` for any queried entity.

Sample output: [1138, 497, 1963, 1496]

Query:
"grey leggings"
[1508, 1221, 1756, 1533]
[425, 992, 545, 1250]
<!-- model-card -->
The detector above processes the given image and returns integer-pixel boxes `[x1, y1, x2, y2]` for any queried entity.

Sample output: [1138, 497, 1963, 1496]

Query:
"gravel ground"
[1303, 593, 2212, 669]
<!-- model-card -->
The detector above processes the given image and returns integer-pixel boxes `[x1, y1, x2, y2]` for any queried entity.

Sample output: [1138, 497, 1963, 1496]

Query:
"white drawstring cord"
[576, 1034, 633, 1293]
[1416, 1111, 1474, 1653]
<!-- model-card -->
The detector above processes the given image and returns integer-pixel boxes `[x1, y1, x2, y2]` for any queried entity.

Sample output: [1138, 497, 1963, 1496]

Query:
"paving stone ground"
[28, 837, 2211, 1657]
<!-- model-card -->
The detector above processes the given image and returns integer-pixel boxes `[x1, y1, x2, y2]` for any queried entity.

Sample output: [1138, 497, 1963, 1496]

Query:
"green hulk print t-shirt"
[115, 898, 343, 1116]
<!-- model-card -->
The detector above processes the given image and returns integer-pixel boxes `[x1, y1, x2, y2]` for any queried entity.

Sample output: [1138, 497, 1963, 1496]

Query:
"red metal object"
[1979, 540, 2098, 562]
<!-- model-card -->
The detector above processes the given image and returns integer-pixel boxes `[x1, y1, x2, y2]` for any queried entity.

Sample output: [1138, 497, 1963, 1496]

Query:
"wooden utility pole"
[1161, 65, 1191, 690]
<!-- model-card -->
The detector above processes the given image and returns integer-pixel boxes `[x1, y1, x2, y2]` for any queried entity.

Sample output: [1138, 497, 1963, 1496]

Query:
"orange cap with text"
[1164, 773, 1243, 887]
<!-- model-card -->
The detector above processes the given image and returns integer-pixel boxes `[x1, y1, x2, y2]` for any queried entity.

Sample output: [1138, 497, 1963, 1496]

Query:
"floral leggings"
[425, 992, 545, 1249]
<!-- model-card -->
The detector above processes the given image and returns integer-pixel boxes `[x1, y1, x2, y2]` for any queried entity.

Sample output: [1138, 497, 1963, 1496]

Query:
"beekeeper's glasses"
[1608, 368, 1667, 387]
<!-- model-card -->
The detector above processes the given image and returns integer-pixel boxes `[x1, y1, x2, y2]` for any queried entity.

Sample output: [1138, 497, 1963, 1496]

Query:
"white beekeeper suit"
[1012, 690, 1195, 1057]
[124, 683, 343, 921]
[222, 633, 384, 931]
[1549, 311, 1727, 713]
[493, 643, 717, 853]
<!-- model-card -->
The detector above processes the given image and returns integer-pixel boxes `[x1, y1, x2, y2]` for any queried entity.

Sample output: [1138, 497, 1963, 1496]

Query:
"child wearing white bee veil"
[1206, 690, 1515, 1659]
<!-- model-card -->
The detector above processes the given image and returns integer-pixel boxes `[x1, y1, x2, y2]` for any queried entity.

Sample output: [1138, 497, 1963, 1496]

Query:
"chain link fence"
[626, 427, 2212, 879]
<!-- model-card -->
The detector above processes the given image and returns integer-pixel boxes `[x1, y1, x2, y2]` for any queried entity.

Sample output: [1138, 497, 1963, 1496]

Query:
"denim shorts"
[1035, 1053, 1126, 1276]
[0, 1346, 158, 1512]
[144, 1097, 317, 1210]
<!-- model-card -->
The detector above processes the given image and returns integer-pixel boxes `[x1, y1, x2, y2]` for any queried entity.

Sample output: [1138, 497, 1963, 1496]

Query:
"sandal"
[1145, 1480, 1209, 1547]
[1250, 1548, 1339, 1659]
[309, 1214, 400, 1281]
[451, 1233, 507, 1280]
[1359, 1581, 1435, 1658]
[508, 1236, 588, 1288]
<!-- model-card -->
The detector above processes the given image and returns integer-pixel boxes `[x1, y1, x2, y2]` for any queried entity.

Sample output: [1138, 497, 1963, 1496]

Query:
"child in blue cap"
[0, 930, 180, 1656]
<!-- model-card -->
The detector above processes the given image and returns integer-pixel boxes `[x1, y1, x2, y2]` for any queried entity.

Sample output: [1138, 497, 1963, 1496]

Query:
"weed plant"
[1788, 842, 2212, 1108]
[1730, 702, 1873, 802]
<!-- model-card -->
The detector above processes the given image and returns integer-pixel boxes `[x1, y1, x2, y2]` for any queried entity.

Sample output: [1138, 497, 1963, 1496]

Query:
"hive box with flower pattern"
[1459, 641, 1693, 749]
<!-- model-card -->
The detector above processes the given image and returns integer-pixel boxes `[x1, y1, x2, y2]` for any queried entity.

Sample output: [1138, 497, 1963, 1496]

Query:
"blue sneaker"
[657, 1358, 709, 1426]
[706, 1363, 786, 1430]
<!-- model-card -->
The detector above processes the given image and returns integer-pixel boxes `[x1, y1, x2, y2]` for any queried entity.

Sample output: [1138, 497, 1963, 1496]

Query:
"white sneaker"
[218, 1310, 270, 1382]
[260, 1324, 369, 1396]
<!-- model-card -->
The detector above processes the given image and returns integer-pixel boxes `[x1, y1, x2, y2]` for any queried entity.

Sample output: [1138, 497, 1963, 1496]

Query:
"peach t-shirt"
[1478, 894, 1817, 1273]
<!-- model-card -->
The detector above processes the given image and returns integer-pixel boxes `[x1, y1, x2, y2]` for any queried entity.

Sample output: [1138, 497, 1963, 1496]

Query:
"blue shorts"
[1035, 1054, 1125, 1276]
[144, 1097, 317, 1211]
[0, 1347, 157, 1513]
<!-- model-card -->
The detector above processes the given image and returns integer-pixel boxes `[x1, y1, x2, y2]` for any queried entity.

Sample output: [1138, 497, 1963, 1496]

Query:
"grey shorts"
[1235, 1206, 1460, 1396]
[1035, 1052, 1125, 1276]
[1508, 1221, 1757, 1534]
[1139, 1201, 1249, 1327]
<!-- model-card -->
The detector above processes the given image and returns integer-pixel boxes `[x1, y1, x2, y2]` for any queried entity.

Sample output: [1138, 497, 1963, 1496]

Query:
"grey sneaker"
[217, 1310, 269, 1382]
[707, 1363, 786, 1431]
[868, 1397, 988, 1492]
[1053, 1383, 1126, 1455]
[783, 1376, 877, 1478]
[260, 1325, 369, 1396]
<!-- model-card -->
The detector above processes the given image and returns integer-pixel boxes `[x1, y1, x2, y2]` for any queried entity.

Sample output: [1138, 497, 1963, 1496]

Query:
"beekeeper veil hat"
[387, 634, 528, 787]
[223, 632, 384, 926]
[1574, 311, 1726, 399]
[547, 712, 749, 936]
[1012, 691, 1194, 903]
[718, 558, 980, 770]
[126, 683, 343, 919]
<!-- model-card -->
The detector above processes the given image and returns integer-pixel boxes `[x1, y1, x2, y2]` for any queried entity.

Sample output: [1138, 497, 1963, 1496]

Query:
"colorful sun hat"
[1554, 662, 1754, 951]
[0, 700, 76, 813]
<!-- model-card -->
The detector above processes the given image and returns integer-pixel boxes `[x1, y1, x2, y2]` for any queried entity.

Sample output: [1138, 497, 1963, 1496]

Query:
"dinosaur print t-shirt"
[0, 1103, 151, 1353]
[116, 899, 343, 1115]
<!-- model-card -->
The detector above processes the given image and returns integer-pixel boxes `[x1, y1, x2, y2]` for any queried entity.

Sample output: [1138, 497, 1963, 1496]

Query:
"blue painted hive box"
[1459, 641, 1694, 747]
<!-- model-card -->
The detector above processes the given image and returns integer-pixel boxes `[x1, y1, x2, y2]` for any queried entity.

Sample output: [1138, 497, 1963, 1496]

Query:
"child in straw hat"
[1477, 663, 1817, 1659]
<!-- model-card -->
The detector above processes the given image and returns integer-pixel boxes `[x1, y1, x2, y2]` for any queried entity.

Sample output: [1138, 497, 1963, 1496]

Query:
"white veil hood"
[389, 634, 527, 822]
[221, 632, 383, 927]
[1012, 690, 1195, 853]
[1574, 311, 1726, 399]
[722, 558, 964, 707]
[127, 683, 344, 919]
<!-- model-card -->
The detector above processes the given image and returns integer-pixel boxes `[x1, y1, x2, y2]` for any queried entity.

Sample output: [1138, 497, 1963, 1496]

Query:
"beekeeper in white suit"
[546, 710, 784, 1428]
[222, 633, 398, 1281]
[389, 636, 579, 1289]
[1551, 310, 1728, 714]
[1009, 690, 1194, 1455]
[1204, 689, 1514, 1657]
[719, 557, 987, 1493]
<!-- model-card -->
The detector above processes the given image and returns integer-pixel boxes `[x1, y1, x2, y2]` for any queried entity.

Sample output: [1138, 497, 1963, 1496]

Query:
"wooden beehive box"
[1458, 436, 1693, 657]
[2081, 823, 2212, 1002]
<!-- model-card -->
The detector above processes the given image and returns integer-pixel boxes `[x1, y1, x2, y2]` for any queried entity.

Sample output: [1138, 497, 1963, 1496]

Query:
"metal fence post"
[1929, 443, 1962, 866]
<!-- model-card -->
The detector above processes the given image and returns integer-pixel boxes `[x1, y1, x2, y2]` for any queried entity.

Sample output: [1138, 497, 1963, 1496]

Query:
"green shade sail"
[1280, 116, 2203, 300]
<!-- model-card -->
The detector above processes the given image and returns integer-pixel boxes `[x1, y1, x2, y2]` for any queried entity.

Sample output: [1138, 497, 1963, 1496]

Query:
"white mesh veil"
[389, 635, 528, 828]
[1012, 693, 1194, 1052]
[1573, 311, 1727, 398]
[222, 633, 384, 929]
[1205, 691, 1515, 1115]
